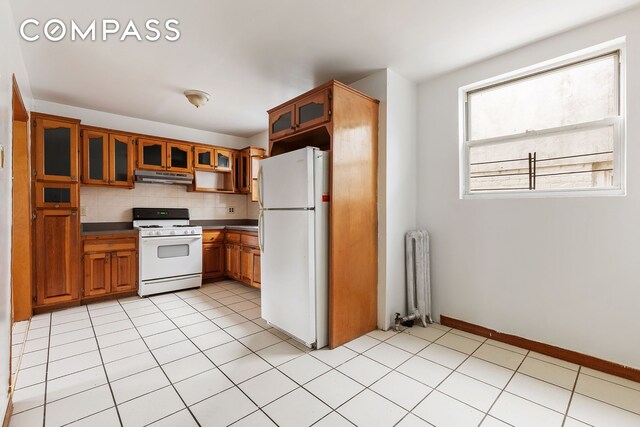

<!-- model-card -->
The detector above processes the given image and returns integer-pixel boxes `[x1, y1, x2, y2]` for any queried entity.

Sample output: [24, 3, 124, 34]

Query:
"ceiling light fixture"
[184, 90, 211, 108]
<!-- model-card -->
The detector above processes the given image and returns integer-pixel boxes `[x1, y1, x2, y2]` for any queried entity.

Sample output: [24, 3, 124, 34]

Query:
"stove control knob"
[155, 231, 162, 236]
[170, 230, 176, 235]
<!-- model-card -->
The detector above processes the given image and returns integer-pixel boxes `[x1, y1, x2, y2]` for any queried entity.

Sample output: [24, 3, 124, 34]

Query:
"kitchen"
[3, 1, 640, 427]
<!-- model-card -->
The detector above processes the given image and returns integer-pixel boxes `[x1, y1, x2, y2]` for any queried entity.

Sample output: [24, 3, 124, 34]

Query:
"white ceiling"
[10, 0, 640, 137]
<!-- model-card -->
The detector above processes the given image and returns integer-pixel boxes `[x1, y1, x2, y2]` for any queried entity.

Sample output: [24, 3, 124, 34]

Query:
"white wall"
[0, 0, 33, 419]
[417, 7, 640, 368]
[351, 69, 417, 330]
[32, 100, 249, 149]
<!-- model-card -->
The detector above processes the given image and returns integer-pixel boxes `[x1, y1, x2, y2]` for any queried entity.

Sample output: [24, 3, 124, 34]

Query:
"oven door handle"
[141, 236, 202, 243]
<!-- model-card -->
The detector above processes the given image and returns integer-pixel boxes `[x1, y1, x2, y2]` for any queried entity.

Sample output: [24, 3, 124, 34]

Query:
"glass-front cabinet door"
[295, 88, 331, 132]
[137, 138, 166, 171]
[167, 142, 192, 172]
[268, 104, 295, 140]
[194, 146, 215, 169]
[215, 149, 232, 171]
[109, 134, 134, 187]
[240, 150, 250, 192]
[81, 129, 109, 185]
[35, 182, 79, 209]
[35, 117, 79, 182]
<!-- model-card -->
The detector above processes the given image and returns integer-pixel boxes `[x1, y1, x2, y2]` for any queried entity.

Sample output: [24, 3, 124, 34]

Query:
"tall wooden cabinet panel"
[34, 116, 79, 183]
[267, 81, 379, 348]
[34, 209, 80, 306]
[32, 113, 82, 311]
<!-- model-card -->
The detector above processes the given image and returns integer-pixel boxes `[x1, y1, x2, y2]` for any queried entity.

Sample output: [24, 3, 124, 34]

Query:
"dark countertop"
[81, 229, 139, 237]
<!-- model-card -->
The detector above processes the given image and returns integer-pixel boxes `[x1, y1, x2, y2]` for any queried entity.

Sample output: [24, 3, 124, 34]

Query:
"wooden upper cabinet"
[239, 150, 250, 193]
[137, 138, 166, 171]
[82, 129, 109, 185]
[268, 87, 332, 141]
[34, 181, 79, 209]
[34, 116, 80, 183]
[233, 151, 242, 192]
[237, 147, 266, 199]
[215, 149, 232, 171]
[194, 146, 215, 169]
[109, 134, 135, 187]
[82, 129, 134, 187]
[35, 209, 80, 306]
[269, 104, 295, 140]
[295, 88, 331, 132]
[167, 142, 193, 172]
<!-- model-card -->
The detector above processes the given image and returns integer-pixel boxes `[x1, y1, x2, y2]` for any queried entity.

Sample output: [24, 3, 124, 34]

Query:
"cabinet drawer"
[241, 233, 259, 248]
[225, 232, 240, 243]
[203, 230, 225, 243]
[84, 238, 136, 253]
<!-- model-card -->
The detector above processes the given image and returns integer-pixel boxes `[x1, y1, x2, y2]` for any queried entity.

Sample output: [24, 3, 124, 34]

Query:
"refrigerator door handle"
[258, 165, 264, 209]
[258, 210, 265, 252]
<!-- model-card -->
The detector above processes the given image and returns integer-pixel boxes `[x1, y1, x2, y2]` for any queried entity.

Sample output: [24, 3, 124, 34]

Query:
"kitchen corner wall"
[80, 184, 251, 222]
[417, 7, 640, 369]
[350, 69, 418, 331]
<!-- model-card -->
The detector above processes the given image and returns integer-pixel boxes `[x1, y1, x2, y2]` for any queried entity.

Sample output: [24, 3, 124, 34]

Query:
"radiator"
[405, 230, 432, 326]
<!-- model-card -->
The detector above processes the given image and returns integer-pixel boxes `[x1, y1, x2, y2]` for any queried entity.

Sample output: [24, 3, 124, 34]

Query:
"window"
[460, 39, 625, 198]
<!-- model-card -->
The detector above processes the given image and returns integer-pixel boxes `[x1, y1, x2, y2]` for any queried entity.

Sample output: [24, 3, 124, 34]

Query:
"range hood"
[135, 170, 194, 185]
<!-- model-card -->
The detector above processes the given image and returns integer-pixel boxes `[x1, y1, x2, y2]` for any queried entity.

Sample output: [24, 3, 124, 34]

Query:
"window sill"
[460, 187, 626, 200]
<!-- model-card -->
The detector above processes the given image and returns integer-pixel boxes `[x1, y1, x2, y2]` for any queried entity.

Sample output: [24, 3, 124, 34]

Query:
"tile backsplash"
[80, 183, 258, 223]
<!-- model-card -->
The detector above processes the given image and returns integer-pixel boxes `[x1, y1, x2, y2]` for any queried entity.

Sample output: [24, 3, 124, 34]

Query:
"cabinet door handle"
[71, 175, 77, 179]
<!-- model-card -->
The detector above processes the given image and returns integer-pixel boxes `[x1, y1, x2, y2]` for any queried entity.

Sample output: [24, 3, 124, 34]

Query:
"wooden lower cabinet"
[111, 250, 137, 292]
[225, 243, 241, 280]
[218, 231, 261, 288]
[241, 246, 261, 289]
[83, 252, 111, 297]
[203, 243, 224, 280]
[34, 209, 81, 307]
[82, 235, 137, 299]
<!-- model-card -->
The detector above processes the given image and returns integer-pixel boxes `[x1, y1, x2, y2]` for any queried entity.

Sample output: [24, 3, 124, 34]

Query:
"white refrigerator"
[258, 147, 329, 349]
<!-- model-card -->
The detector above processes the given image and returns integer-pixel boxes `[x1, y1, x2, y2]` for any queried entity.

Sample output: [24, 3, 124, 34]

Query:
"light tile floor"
[9, 280, 640, 427]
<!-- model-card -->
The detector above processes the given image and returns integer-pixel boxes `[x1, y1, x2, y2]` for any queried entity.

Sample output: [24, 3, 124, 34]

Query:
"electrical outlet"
[227, 207, 235, 214]
[80, 206, 87, 216]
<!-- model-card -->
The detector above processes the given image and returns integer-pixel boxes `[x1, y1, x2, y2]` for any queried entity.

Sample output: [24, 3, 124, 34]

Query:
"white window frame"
[459, 37, 626, 199]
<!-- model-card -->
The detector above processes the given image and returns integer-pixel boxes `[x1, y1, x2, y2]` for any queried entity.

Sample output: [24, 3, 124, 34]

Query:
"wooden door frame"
[11, 74, 31, 323]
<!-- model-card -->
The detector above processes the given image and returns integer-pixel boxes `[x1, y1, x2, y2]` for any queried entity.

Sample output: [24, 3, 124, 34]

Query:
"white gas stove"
[133, 208, 203, 297]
